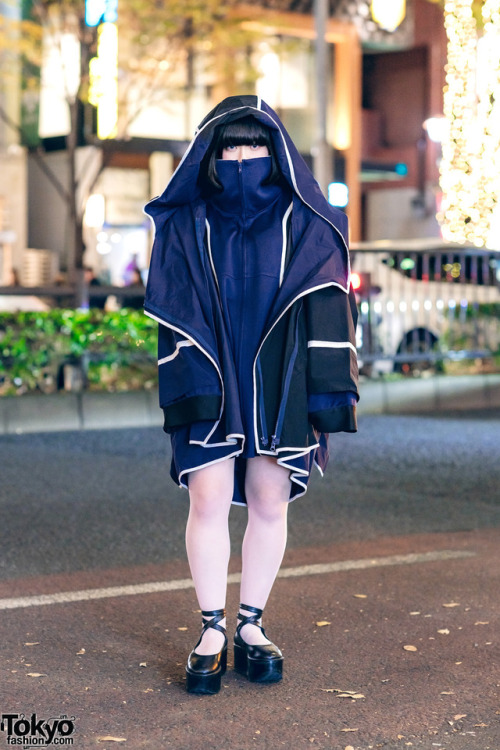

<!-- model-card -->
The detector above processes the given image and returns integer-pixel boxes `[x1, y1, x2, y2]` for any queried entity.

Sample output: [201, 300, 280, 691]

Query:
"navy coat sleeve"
[305, 285, 359, 433]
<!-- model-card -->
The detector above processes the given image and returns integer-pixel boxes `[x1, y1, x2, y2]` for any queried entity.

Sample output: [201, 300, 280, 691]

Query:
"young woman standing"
[144, 95, 359, 694]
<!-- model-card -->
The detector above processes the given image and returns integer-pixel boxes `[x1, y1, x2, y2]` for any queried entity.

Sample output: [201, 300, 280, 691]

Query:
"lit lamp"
[371, 0, 406, 32]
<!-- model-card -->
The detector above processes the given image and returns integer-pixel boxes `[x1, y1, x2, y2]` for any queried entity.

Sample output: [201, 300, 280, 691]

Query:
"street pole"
[313, 0, 331, 197]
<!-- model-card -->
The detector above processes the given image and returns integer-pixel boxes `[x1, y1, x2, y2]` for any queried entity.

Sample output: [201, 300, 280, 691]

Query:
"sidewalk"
[1, 373, 499, 435]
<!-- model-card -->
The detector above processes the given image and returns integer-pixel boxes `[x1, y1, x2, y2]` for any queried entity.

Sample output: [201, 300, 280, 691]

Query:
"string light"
[439, 0, 500, 247]
[479, 0, 500, 247]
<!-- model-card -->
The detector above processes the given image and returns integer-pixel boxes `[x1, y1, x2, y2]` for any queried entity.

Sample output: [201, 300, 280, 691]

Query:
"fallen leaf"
[97, 738, 127, 743]
[178, 627, 188, 631]
[353, 594, 367, 599]
[409, 611, 420, 616]
[397, 735, 405, 740]
[77, 648, 86, 655]
[345, 746, 355, 750]
[320, 688, 336, 693]
[475, 621, 489, 626]
[139, 662, 147, 667]
[26, 673, 46, 677]
[474, 723, 488, 728]
[24, 642, 40, 646]
[453, 714, 467, 721]
[442, 602, 460, 608]
[316, 621, 331, 627]
[438, 629, 450, 635]
[403, 645, 418, 652]
[143, 688, 153, 693]
[441, 691, 455, 695]
[340, 728, 358, 732]
[351, 694, 365, 699]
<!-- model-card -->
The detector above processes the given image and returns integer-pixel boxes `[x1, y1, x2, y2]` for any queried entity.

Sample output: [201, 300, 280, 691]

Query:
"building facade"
[1, 0, 448, 288]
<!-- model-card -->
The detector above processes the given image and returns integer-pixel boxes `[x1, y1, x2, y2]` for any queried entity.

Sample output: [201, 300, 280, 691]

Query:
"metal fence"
[350, 240, 500, 376]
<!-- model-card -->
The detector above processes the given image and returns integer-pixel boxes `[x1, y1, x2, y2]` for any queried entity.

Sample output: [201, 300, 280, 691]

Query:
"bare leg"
[185, 458, 234, 654]
[239, 456, 291, 645]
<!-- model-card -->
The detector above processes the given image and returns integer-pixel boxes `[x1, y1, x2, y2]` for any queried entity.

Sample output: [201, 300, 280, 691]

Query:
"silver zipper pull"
[270, 435, 280, 452]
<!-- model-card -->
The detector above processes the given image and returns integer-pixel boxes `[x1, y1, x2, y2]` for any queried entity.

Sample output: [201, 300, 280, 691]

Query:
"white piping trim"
[158, 339, 194, 365]
[279, 201, 293, 287]
[314, 458, 325, 478]
[307, 340, 357, 355]
[205, 219, 220, 295]
[177, 450, 243, 488]
[189, 434, 244, 448]
[144, 310, 224, 444]
[257, 95, 262, 110]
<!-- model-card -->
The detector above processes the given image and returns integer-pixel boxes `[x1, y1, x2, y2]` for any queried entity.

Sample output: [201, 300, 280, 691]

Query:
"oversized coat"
[144, 95, 359, 504]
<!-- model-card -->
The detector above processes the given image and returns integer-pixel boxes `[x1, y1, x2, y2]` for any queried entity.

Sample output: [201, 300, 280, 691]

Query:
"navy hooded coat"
[144, 95, 359, 505]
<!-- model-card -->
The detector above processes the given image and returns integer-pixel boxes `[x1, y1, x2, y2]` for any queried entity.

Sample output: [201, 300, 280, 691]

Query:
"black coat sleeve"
[305, 284, 359, 433]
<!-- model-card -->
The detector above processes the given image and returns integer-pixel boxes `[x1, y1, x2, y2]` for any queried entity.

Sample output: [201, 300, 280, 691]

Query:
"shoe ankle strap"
[238, 604, 263, 618]
[200, 608, 226, 636]
[236, 604, 265, 635]
[201, 608, 226, 619]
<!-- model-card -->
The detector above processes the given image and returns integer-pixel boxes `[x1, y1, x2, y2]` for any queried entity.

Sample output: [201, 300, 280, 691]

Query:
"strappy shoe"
[185, 608, 228, 695]
[233, 603, 283, 683]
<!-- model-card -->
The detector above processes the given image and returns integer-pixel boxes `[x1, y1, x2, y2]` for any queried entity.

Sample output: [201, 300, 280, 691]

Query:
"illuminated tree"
[425, 0, 500, 247]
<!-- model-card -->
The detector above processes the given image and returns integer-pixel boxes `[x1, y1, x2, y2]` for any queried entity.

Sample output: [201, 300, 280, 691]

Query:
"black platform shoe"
[233, 604, 283, 683]
[185, 608, 228, 695]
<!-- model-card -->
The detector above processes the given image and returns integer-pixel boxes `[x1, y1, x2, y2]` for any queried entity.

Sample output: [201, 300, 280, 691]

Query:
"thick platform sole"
[233, 643, 283, 683]
[185, 649, 227, 695]
[185, 667, 223, 694]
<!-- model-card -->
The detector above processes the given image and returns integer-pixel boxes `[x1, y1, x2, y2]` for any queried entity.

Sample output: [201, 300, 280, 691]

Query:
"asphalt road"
[0, 411, 499, 749]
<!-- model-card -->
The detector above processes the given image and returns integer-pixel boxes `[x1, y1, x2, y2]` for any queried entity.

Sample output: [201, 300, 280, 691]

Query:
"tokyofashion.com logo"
[0, 714, 75, 746]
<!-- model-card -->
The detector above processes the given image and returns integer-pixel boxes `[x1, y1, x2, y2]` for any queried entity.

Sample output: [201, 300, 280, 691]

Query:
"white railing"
[350, 239, 500, 375]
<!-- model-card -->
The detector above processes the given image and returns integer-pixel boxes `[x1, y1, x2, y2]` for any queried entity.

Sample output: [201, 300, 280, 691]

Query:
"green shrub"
[0, 309, 158, 396]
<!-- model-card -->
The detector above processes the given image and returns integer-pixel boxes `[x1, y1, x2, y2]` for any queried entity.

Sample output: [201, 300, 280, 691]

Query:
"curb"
[1, 374, 499, 435]
[0, 390, 163, 435]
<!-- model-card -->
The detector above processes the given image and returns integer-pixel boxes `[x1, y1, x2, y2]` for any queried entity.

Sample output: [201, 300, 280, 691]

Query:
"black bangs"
[198, 115, 282, 195]
[217, 116, 272, 152]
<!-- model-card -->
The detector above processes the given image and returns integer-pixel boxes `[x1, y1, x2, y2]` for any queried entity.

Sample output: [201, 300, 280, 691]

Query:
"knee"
[247, 489, 289, 523]
[188, 490, 230, 522]
[187, 462, 233, 521]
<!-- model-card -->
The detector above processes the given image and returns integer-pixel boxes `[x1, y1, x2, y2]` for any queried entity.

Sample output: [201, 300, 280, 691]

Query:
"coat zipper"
[238, 160, 247, 408]
[258, 302, 302, 453]
[256, 359, 269, 447]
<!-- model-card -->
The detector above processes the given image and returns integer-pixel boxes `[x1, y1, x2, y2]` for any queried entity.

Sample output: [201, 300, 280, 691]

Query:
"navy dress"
[170, 157, 294, 493]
